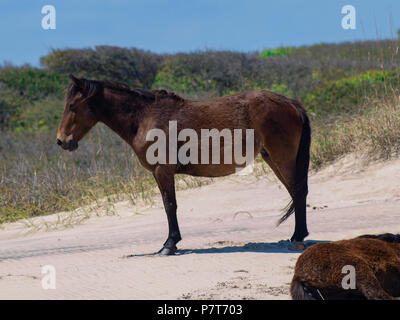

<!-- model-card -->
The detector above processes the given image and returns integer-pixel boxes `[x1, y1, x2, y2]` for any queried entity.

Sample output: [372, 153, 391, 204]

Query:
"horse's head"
[56, 75, 100, 151]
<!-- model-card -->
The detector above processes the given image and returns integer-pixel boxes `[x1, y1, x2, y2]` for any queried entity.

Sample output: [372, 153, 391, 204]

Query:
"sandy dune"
[0, 155, 399, 299]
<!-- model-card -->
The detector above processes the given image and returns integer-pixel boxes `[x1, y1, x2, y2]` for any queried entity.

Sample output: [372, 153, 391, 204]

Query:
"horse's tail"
[290, 278, 317, 300]
[278, 101, 311, 225]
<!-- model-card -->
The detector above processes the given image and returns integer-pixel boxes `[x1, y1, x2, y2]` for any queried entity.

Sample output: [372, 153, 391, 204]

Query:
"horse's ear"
[69, 74, 99, 99]
[69, 74, 84, 89]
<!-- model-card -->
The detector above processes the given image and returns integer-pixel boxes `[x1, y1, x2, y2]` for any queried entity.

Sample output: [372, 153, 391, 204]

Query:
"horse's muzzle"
[57, 138, 78, 151]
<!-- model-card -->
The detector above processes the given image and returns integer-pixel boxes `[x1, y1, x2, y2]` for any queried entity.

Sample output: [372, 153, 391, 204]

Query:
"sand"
[0, 155, 399, 299]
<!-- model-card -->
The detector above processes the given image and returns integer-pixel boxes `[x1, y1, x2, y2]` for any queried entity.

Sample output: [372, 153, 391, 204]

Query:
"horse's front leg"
[153, 166, 181, 255]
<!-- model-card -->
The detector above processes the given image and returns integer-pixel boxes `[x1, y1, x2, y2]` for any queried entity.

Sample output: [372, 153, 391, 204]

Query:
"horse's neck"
[98, 93, 144, 146]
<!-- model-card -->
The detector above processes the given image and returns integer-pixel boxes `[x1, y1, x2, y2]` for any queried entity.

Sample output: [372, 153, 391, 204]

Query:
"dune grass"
[311, 95, 400, 167]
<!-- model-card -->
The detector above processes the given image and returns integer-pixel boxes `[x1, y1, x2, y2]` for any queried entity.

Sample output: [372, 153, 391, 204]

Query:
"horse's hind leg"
[261, 149, 292, 194]
[261, 140, 308, 242]
[153, 165, 182, 255]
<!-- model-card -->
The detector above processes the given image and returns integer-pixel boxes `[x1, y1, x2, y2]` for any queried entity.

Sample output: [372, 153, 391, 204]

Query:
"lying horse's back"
[291, 234, 400, 300]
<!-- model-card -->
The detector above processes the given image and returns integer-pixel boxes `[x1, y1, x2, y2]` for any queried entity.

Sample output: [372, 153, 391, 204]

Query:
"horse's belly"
[177, 163, 248, 177]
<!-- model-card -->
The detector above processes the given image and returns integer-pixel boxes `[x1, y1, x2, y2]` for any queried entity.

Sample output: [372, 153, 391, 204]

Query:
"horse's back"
[182, 89, 304, 131]
[292, 236, 400, 299]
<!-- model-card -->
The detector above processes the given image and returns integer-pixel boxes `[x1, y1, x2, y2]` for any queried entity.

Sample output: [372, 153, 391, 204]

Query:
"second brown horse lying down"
[56, 75, 311, 255]
[291, 233, 400, 300]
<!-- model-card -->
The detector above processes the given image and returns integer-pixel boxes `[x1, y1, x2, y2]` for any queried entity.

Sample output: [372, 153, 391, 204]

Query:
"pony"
[291, 233, 400, 300]
[56, 75, 311, 255]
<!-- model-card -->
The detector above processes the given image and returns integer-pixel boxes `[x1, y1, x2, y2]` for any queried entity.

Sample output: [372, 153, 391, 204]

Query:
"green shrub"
[41, 46, 164, 88]
[152, 51, 316, 96]
[304, 70, 400, 116]
[259, 46, 297, 57]
[289, 40, 400, 69]
[152, 51, 247, 95]
[152, 60, 219, 94]
[267, 83, 294, 97]
[0, 66, 67, 101]
[0, 85, 24, 129]
[13, 97, 64, 132]
[0, 66, 68, 130]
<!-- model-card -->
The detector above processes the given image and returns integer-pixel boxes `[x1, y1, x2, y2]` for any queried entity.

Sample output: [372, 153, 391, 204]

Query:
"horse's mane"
[357, 233, 400, 243]
[67, 78, 184, 102]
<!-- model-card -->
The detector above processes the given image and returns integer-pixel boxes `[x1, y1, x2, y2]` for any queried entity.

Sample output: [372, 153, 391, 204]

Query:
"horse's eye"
[69, 103, 77, 112]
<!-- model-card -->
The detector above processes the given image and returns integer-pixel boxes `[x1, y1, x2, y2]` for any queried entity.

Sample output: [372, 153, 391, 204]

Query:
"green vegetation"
[305, 70, 400, 116]
[41, 46, 163, 88]
[0, 66, 67, 131]
[259, 46, 297, 57]
[1, 39, 400, 223]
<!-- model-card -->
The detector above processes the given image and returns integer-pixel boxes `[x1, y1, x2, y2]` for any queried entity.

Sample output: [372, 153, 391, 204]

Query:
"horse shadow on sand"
[126, 240, 329, 258]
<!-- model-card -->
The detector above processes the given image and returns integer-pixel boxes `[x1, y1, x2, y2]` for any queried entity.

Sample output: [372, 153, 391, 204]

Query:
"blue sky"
[1, 0, 399, 66]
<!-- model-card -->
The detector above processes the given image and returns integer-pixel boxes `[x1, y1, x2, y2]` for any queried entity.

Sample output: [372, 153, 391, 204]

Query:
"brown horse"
[291, 233, 400, 300]
[57, 75, 311, 255]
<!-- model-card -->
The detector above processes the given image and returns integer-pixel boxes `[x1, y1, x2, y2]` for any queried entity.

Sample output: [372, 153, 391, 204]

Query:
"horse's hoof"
[289, 241, 306, 251]
[158, 246, 177, 256]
